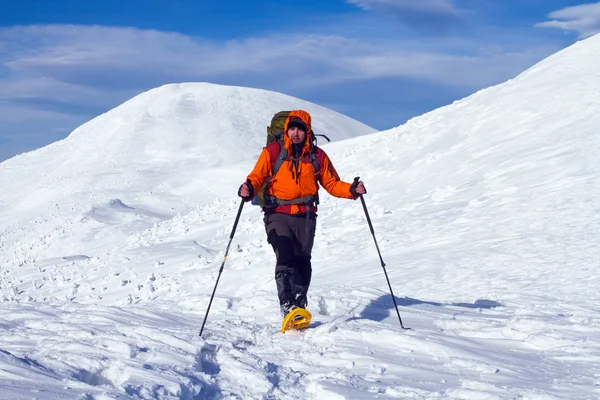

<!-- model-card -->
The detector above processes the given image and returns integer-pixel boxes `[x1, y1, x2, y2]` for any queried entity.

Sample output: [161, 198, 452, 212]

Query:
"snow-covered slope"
[3, 82, 373, 168]
[1, 35, 600, 399]
[0, 82, 374, 212]
[0, 83, 375, 267]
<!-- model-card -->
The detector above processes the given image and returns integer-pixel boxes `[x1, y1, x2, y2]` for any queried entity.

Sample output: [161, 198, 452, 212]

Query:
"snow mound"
[0, 82, 375, 223]
[2, 82, 375, 169]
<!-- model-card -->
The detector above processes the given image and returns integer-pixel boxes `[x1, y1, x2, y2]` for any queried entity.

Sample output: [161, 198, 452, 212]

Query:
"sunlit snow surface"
[1, 36, 599, 399]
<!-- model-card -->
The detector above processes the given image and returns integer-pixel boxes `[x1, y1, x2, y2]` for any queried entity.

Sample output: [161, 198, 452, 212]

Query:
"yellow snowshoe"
[280, 307, 311, 333]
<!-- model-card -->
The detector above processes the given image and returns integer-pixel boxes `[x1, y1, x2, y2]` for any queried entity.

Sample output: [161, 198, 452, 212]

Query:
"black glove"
[350, 177, 366, 198]
[238, 179, 254, 201]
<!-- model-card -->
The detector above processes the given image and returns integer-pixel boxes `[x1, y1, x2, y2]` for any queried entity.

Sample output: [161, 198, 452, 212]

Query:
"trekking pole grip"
[353, 176, 367, 195]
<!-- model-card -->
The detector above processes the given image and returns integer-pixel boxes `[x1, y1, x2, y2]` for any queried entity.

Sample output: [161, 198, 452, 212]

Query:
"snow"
[1, 32, 600, 399]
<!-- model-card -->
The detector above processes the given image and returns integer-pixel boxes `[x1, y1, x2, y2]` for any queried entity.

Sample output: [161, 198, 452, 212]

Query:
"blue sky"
[1, 0, 599, 161]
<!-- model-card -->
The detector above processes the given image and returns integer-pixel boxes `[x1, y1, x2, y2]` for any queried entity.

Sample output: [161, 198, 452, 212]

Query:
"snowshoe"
[280, 307, 311, 333]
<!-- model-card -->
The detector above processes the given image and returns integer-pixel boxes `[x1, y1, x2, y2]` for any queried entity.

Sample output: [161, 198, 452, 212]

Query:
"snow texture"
[1, 34, 600, 399]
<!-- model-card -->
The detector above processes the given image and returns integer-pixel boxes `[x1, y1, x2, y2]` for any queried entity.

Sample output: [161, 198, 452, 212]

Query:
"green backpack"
[267, 111, 291, 145]
[267, 110, 331, 147]
[254, 112, 290, 206]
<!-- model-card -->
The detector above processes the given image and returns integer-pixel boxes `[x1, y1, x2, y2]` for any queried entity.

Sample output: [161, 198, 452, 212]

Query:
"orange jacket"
[247, 110, 355, 214]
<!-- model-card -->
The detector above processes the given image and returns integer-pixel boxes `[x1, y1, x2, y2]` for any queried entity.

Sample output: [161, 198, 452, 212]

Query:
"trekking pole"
[199, 197, 246, 337]
[354, 177, 410, 330]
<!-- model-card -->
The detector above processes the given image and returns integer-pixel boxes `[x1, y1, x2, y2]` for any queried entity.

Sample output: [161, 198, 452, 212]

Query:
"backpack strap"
[272, 137, 288, 177]
[270, 137, 321, 180]
[262, 138, 288, 195]
[309, 148, 320, 177]
[263, 138, 323, 209]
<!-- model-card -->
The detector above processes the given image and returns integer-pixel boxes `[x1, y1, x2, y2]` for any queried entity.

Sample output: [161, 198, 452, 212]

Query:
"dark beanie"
[288, 117, 307, 132]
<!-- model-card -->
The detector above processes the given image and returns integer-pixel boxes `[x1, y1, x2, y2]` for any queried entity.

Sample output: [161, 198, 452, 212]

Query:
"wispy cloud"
[536, 2, 600, 39]
[0, 101, 79, 162]
[346, 0, 461, 31]
[1, 25, 549, 93]
[0, 24, 561, 161]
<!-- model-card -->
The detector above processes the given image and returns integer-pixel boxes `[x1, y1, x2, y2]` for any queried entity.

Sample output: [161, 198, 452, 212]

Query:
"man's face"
[287, 126, 306, 144]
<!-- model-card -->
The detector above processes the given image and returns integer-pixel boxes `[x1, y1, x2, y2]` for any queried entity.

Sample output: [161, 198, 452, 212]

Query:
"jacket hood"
[283, 110, 313, 155]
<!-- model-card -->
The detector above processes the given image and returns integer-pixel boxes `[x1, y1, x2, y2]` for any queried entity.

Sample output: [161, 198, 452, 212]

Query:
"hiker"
[238, 110, 366, 317]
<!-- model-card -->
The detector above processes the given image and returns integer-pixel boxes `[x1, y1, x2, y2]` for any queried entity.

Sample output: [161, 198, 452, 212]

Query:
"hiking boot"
[295, 293, 308, 309]
[280, 303, 298, 317]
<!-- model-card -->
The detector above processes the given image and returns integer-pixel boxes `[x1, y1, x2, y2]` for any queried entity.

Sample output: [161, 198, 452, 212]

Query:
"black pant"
[264, 212, 316, 314]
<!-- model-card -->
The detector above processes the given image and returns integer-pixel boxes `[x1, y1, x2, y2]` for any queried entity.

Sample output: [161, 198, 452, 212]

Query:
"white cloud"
[0, 24, 549, 94]
[347, 0, 457, 14]
[536, 2, 600, 39]
[0, 24, 561, 161]
[0, 102, 83, 162]
[345, 0, 460, 30]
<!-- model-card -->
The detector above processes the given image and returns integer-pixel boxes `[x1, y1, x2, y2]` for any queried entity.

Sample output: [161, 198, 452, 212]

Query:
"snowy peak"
[62, 82, 375, 167]
[335, 34, 600, 192]
[0, 82, 375, 219]
[513, 33, 600, 82]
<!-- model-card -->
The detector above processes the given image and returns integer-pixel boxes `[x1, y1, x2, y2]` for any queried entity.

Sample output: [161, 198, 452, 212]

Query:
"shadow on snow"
[348, 295, 503, 323]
